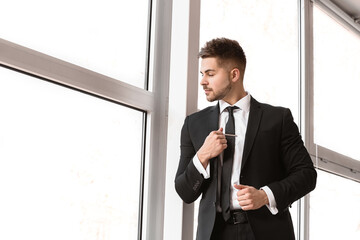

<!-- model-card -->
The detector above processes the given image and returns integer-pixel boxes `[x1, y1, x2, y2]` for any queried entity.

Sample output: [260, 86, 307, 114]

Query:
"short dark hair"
[198, 38, 246, 73]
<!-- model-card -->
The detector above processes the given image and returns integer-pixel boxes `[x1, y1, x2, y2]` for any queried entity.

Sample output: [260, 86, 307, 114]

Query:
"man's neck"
[222, 90, 247, 105]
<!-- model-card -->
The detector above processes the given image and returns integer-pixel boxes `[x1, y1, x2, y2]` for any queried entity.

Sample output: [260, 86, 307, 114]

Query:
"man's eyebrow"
[200, 69, 215, 74]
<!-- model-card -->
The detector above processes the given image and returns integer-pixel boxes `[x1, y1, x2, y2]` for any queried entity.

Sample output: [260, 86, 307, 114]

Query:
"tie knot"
[226, 106, 239, 115]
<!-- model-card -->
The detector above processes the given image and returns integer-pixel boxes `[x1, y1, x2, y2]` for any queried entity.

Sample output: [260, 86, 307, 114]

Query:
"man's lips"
[204, 89, 212, 94]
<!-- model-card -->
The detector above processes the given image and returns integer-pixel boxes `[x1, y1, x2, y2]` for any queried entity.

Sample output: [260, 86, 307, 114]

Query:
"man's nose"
[200, 76, 208, 86]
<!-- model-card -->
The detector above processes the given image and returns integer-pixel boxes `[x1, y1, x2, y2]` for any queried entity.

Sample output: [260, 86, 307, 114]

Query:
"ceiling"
[330, 0, 360, 21]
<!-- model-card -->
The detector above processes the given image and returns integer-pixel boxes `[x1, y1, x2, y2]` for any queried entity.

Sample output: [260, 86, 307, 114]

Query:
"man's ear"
[230, 68, 241, 82]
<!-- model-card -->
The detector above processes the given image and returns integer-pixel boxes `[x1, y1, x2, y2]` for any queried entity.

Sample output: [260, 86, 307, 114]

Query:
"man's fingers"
[234, 184, 248, 190]
[235, 186, 267, 210]
[220, 138, 227, 143]
[216, 132, 226, 138]
[210, 130, 225, 137]
[210, 130, 226, 140]
[238, 198, 251, 205]
[237, 193, 256, 210]
[217, 134, 226, 139]
[235, 184, 254, 197]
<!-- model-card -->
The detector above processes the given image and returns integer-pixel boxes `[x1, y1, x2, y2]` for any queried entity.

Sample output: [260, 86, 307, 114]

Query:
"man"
[175, 38, 317, 240]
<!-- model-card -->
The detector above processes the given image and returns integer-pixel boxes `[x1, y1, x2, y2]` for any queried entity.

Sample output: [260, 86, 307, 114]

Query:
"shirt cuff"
[261, 186, 278, 215]
[192, 154, 210, 179]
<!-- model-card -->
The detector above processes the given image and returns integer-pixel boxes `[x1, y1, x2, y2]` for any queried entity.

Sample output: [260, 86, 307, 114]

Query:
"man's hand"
[234, 184, 269, 210]
[197, 127, 227, 168]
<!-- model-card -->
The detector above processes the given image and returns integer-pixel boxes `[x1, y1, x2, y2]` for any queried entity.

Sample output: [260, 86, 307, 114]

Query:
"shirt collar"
[219, 93, 251, 113]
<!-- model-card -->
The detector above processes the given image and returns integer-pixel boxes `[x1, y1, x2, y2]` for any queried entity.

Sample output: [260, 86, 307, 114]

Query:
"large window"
[0, 0, 151, 88]
[0, 67, 144, 239]
[0, 0, 173, 239]
[312, 4, 360, 181]
[308, 3, 360, 239]
[309, 170, 360, 239]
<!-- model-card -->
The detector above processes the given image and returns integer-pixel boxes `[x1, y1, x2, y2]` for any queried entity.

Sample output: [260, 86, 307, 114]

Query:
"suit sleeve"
[174, 116, 206, 204]
[267, 109, 317, 212]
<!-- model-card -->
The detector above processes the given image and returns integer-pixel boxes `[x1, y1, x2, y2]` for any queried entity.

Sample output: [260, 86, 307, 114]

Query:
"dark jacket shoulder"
[187, 104, 218, 119]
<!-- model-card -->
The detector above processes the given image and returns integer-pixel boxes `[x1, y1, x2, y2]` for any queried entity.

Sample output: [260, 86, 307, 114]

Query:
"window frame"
[0, 0, 174, 239]
[307, 0, 360, 182]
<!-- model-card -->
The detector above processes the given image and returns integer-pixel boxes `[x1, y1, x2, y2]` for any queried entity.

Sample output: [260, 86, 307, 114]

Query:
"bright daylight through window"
[313, 6, 360, 162]
[310, 170, 360, 239]
[0, 0, 150, 88]
[0, 67, 144, 240]
[0, 0, 152, 238]
[310, 5, 360, 240]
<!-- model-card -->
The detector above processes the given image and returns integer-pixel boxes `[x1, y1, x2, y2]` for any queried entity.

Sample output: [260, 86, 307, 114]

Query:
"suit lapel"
[241, 97, 263, 170]
[207, 103, 220, 179]
[207, 103, 220, 204]
[207, 103, 220, 133]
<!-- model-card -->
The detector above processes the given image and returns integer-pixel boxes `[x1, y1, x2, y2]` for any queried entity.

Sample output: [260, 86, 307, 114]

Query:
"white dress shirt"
[193, 94, 278, 214]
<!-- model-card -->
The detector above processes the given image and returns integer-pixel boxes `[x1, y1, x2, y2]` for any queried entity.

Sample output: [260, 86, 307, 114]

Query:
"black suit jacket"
[175, 97, 317, 240]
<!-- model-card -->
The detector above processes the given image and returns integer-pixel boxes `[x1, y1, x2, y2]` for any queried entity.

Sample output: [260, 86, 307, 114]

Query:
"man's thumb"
[234, 184, 248, 190]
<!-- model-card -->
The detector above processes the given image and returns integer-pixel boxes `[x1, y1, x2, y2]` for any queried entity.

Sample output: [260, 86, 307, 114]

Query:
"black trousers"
[210, 212, 256, 240]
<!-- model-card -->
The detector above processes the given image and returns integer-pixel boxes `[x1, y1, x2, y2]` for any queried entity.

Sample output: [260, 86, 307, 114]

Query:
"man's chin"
[206, 96, 217, 102]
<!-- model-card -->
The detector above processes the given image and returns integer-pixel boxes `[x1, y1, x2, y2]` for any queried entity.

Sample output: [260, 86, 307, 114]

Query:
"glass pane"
[197, 1, 299, 238]
[198, 0, 299, 124]
[0, 0, 150, 88]
[310, 170, 360, 240]
[313, 6, 360, 161]
[0, 66, 144, 240]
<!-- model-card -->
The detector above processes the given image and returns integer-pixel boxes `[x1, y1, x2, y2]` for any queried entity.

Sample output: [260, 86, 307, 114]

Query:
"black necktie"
[221, 106, 238, 221]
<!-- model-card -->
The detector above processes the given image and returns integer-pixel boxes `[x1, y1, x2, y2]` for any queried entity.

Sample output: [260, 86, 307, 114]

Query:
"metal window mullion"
[162, 0, 201, 240]
[314, 0, 360, 35]
[300, 0, 314, 240]
[144, 0, 153, 91]
[144, 0, 173, 239]
[137, 112, 148, 240]
[0, 38, 154, 112]
[310, 150, 360, 182]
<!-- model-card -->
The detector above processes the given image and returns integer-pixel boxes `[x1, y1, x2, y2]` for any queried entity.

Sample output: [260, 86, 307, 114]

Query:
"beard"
[205, 80, 232, 102]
